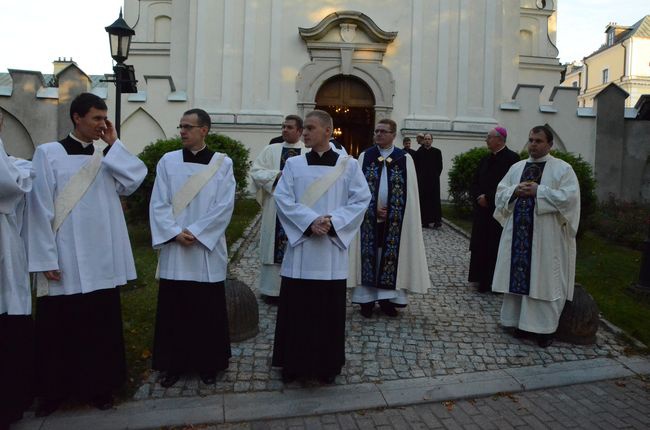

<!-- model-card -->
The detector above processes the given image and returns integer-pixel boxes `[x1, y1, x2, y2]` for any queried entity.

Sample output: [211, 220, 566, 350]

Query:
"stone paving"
[134, 217, 629, 400]
[195, 375, 650, 430]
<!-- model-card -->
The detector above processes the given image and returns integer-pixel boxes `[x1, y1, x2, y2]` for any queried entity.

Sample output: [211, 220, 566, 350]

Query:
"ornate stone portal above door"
[296, 11, 397, 122]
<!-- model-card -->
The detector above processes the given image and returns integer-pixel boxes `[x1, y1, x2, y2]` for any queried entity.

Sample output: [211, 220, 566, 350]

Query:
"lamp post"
[105, 9, 137, 138]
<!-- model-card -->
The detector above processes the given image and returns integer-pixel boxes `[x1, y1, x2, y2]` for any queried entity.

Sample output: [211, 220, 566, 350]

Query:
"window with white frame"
[602, 69, 609, 84]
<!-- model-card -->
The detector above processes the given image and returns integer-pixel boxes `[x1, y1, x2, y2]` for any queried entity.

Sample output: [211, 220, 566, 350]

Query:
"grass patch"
[120, 198, 259, 398]
[441, 203, 649, 349]
[442, 203, 472, 233]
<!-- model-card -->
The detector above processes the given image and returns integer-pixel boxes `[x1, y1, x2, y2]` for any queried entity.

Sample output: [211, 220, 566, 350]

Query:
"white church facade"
[8, 0, 622, 200]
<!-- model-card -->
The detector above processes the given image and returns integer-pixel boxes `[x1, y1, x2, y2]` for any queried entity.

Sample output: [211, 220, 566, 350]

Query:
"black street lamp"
[105, 9, 137, 138]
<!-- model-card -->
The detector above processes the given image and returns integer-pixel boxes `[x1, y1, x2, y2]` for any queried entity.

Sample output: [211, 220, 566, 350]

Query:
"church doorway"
[315, 75, 375, 157]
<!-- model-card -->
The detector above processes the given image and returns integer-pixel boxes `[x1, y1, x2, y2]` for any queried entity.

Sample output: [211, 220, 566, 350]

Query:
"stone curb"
[15, 356, 650, 430]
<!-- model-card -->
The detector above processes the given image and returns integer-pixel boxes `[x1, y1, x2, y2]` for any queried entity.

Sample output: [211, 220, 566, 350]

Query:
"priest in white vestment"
[0, 135, 34, 428]
[26, 93, 147, 415]
[272, 110, 371, 383]
[250, 115, 305, 303]
[492, 125, 580, 348]
[349, 119, 431, 317]
[150, 109, 235, 388]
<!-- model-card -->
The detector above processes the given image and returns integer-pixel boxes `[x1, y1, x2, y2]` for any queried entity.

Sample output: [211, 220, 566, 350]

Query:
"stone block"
[556, 284, 599, 345]
[225, 279, 259, 342]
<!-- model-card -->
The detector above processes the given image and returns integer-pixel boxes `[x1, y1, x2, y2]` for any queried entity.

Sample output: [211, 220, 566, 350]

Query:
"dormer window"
[607, 30, 615, 46]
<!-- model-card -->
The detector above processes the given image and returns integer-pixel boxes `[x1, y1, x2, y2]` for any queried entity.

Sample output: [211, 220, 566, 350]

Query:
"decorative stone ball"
[225, 279, 259, 342]
[556, 284, 599, 345]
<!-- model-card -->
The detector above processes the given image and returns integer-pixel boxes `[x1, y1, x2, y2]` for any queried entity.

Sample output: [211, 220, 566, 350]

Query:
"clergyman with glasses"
[349, 119, 431, 318]
[149, 108, 236, 387]
[492, 125, 580, 348]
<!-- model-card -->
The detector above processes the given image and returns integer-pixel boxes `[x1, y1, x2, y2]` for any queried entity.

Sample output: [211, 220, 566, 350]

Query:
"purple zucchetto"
[494, 126, 507, 140]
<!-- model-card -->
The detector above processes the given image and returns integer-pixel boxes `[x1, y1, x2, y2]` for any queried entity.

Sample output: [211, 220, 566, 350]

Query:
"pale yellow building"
[563, 15, 650, 108]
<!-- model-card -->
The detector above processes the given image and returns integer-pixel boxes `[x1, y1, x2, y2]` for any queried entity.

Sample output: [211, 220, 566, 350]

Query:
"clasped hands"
[310, 215, 332, 236]
[176, 228, 196, 246]
[514, 181, 538, 198]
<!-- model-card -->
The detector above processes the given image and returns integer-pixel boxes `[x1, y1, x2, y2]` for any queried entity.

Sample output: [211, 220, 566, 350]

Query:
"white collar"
[69, 132, 93, 148]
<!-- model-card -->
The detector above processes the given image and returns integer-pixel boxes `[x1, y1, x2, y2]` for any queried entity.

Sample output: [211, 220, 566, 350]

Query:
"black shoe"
[433, 223, 442, 229]
[379, 300, 398, 317]
[537, 334, 554, 348]
[35, 398, 61, 417]
[281, 369, 296, 383]
[262, 294, 279, 305]
[92, 393, 114, 411]
[513, 328, 528, 339]
[477, 283, 491, 293]
[160, 372, 180, 388]
[200, 372, 216, 385]
[318, 374, 336, 384]
[360, 302, 374, 318]
[422, 223, 429, 229]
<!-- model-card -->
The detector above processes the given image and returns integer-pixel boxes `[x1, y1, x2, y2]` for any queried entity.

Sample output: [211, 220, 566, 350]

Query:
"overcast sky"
[1, 0, 648, 75]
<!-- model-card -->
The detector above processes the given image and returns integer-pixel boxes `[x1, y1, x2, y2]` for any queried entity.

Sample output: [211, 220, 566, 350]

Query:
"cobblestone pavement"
[134, 218, 630, 400]
[193, 375, 650, 430]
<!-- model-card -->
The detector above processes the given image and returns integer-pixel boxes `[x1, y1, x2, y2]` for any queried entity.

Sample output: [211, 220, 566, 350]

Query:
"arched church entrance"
[315, 75, 375, 157]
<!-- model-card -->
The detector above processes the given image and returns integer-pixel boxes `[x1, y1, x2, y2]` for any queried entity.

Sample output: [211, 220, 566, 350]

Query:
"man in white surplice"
[26, 93, 147, 415]
[272, 110, 371, 384]
[0, 132, 34, 428]
[250, 115, 305, 303]
[349, 118, 431, 318]
[492, 125, 580, 348]
[149, 108, 235, 388]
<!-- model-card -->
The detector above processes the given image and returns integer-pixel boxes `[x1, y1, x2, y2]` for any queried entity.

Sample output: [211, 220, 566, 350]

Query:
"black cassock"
[414, 146, 443, 225]
[468, 147, 520, 291]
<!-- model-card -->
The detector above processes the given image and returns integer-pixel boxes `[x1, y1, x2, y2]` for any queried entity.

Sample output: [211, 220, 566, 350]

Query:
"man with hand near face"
[149, 108, 235, 388]
[250, 115, 305, 304]
[27, 92, 147, 415]
[492, 125, 580, 348]
[272, 110, 370, 384]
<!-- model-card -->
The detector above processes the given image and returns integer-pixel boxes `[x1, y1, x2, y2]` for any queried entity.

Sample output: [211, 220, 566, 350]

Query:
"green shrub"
[448, 147, 597, 235]
[592, 198, 649, 249]
[127, 133, 251, 222]
[548, 150, 597, 234]
[448, 147, 490, 217]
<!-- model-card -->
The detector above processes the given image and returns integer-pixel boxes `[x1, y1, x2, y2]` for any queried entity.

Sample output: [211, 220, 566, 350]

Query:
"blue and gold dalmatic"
[509, 161, 546, 295]
[360, 146, 408, 289]
[273, 146, 302, 263]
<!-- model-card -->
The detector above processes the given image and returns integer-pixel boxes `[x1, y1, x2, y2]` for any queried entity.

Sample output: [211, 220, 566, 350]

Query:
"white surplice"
[150, 150, 235, 282]
[0, 139, 32, 315]
[26, 140, 147, 296]
[250, 141, 305, 296]
[492, 154, 580, 333]
[349, 149, 431, 304]
[273, 153, 371, 280]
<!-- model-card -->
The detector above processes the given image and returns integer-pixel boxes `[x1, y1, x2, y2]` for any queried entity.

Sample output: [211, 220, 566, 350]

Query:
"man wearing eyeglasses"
[149, 108, 235, 388]
[415, 133, 443, 228]
[250, 115, 305, 304]
[349, 119, 431, 318]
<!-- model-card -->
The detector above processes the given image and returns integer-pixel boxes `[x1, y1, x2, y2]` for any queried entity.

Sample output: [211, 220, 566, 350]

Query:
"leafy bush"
[127, 133, 251, 222]
[448, 147, 597, 235]
[592, 198, 649, 249]
[549, 150, 597, 234]
[447, 147, 490, 217]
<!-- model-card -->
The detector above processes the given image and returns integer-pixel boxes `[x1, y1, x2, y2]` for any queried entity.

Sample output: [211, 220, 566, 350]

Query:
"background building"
[10, 1, 650, 203]
[561, 15, 650, 108]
